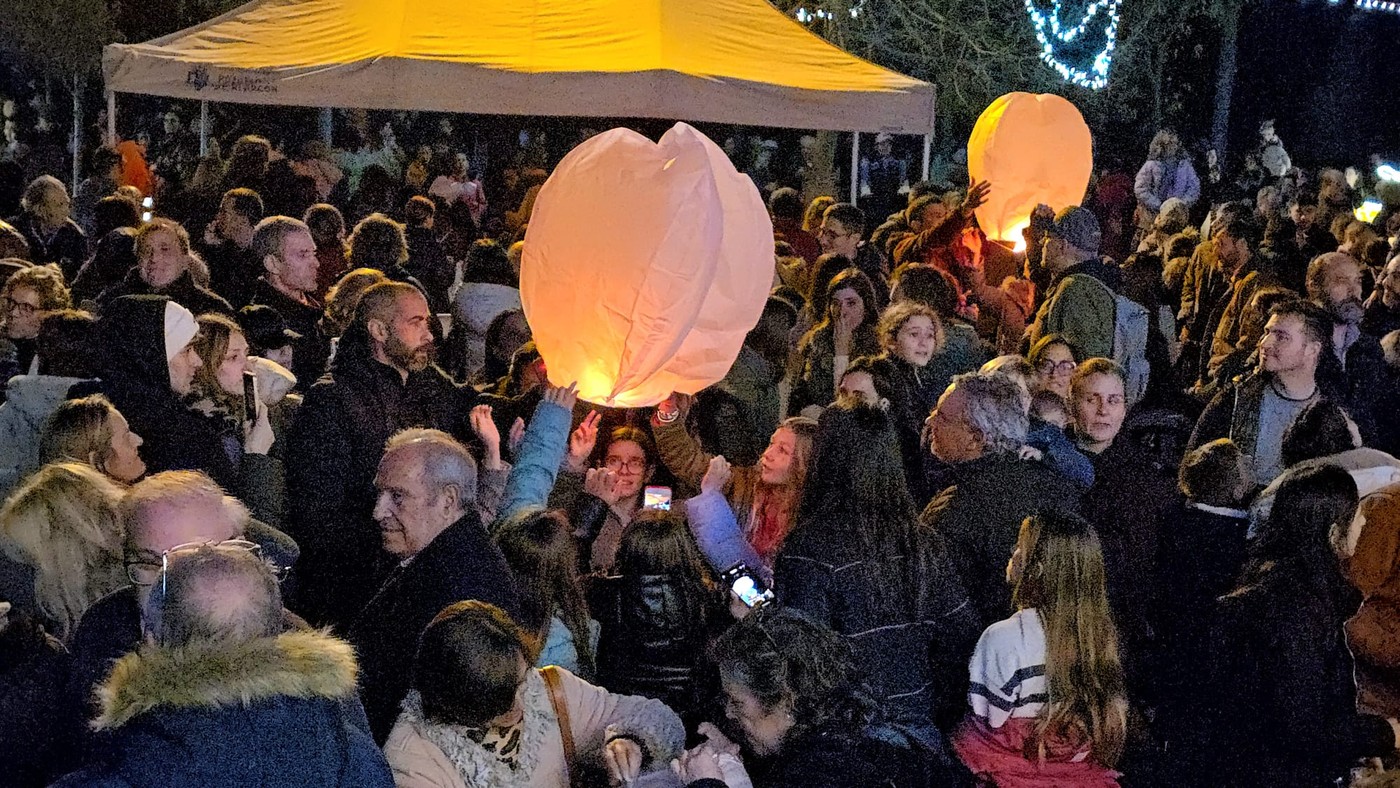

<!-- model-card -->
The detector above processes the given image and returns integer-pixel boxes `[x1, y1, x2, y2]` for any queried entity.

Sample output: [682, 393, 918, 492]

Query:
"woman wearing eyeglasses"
[1027, 334, 1079, 401]
[553, 418, 661, 574]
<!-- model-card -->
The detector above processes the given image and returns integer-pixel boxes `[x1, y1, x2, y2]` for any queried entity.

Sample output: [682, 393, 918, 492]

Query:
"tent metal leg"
[106, 91, 116, 144]
[849, 132, 859, 203]
[921, 133, 932, 182]
[320, 107, 333, 144]
[199, 101, 209, 155]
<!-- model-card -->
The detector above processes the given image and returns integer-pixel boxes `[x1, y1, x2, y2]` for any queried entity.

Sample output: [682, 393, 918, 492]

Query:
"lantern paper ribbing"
[521, 123, 775, 408]
[966, 92, 1094, 244]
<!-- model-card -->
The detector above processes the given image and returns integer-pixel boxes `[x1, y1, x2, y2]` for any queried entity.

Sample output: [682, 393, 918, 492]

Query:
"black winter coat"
[250, 278, 331, 391]
[283, 329, 477, 629]
[0, 611, 75, 787]
[8, 212, 87, 280]
[774, 512, 982, 734]
[91, 295, 236, 488]
[745, 722, 952, 788]
[349, 511, 521, 744]
[589, 573, 719, 723]
[920, 453, 1081, 629]
[97, 269, 233, 318]
[1187, 564, 1394, 787]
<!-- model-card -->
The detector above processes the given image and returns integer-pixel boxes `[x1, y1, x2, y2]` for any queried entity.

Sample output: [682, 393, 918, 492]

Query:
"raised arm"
[494, 384, 576, 528]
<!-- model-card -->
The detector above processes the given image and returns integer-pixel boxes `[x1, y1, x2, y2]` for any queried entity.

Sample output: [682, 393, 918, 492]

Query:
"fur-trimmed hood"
[94, 629, 358, 731]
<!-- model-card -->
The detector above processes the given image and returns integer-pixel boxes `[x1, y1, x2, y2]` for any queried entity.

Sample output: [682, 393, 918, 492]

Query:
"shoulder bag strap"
[541, 666, 579, 787]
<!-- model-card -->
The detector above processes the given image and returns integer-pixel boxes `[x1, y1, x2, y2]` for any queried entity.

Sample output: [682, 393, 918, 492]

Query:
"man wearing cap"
[1027, 206, 1117, 360]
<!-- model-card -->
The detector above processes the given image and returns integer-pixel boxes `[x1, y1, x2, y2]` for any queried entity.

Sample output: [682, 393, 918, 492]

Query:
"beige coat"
[383, 667, 684, 788]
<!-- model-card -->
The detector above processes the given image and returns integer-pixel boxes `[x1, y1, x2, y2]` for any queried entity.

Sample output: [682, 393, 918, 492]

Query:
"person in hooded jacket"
[96, 219, 233, 318]
[89, 295, 244, 489]
[51, 544, 392, 788]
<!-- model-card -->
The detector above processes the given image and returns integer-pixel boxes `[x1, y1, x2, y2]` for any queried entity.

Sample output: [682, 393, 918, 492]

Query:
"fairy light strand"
[1024, 0, 1122, 89]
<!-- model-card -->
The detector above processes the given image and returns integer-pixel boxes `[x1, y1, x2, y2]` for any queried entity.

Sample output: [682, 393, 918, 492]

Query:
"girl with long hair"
[492, 510, 597, 678]
[0, 462, 126, 641]
[186, 313, 284, 524]
[774, 403, 981, 748]
[1200, 465, 1399, 787]
[789, 267, 882, 416]
[953, 509, 1127, 786]
[590, 511, 720, 724]
[652, 389, 817, 572]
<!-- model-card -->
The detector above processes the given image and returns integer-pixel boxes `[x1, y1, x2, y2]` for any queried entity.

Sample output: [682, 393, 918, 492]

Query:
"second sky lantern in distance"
[520, 122, 775, 408]
[967, 92, 1094, 250]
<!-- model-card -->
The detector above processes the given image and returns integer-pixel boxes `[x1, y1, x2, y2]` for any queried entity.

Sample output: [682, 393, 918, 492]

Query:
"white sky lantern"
[521, 123, 775, 408]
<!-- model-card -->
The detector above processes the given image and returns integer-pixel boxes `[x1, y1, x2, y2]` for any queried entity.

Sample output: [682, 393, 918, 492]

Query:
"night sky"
[1233, 0, 1400, 166]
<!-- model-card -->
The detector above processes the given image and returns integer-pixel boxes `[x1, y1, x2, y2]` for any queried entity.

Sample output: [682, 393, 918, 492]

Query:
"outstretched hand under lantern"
[566, 410, 602, 473]
[962, 180, 992, 217]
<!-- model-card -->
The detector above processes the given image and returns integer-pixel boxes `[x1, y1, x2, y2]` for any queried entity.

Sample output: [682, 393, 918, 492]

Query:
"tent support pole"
[921, 133, 932, 182]
[849, 132, 859, 203]
[106, 91, 116, 145]
[320, 107, 333, 144]
[199, 101, 209, 155]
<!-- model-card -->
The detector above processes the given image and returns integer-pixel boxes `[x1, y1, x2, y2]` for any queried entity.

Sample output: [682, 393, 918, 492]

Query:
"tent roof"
[102, 0, 935, 133]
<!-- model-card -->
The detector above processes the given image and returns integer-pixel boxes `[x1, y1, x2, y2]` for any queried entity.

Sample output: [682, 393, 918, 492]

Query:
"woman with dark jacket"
[788, 268, 881, 416]
[1190, 465, 1400, 786]
[773, 403, 981, 746]
[589, 511, 721, 726]
[90, 296, 238, 489]
[673, 608, 959, 788]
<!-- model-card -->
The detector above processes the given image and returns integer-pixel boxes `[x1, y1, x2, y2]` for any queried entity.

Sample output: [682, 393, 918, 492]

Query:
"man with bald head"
[1310, 251, 1397, 452]
[285, 281, 483, 630]
[54, 546, 392, 787]
[66, 471, 299, 717]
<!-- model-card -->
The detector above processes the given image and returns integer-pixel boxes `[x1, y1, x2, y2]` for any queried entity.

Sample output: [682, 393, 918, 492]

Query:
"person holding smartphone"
[186, 313, 284, 525]
[552, 417, 661, 574]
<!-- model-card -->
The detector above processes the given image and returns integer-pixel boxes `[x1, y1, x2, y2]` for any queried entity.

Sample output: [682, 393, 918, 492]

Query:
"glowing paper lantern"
[967, 92, 1094, 245]
[521, 123, 775, 408]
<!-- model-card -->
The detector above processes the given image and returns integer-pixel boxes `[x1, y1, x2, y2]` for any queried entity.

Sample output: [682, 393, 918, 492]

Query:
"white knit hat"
[163, 300, 198, 362]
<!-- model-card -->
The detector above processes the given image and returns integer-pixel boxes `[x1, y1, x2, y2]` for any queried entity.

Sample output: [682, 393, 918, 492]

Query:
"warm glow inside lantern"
[967, 92, 1094, 243]
[520, 123, 775, 408]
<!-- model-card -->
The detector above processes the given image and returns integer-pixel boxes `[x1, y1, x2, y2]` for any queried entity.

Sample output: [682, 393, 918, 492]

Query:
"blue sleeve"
[684, 490, 768, 582]
[496, 400, 571, 524]
[1026, 425, 1096, 489]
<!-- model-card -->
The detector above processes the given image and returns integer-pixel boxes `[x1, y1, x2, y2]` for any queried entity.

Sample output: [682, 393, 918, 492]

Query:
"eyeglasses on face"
[1038, 360, 1077, 376]
[125, 538, 276, 588]
[4, 297, 40, 316]
[603, 456, 648, 473]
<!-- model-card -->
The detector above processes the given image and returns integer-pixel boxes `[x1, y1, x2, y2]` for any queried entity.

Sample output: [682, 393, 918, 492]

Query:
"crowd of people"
[2, 112, 1400, 788]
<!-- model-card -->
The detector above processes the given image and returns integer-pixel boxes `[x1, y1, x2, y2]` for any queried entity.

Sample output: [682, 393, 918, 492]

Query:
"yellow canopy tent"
[103, 0, 934, 137]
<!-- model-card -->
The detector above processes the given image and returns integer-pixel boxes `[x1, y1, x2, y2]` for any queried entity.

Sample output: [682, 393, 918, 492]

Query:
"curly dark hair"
[712, 608, 874, 745]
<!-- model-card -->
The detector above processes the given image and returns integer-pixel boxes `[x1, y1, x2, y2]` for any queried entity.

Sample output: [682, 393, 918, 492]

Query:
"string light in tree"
[1024, 0, 1123, 90]
[1355, 0, 1400, 14]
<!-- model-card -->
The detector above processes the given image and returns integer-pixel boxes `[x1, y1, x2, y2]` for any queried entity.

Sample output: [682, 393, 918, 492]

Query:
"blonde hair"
[324, 267, 390, 337]
[39, 394, 121, 472]
[803, 195, 836, 232]
[0, 462, 126, 640]
[1012, 511, 1128, 767]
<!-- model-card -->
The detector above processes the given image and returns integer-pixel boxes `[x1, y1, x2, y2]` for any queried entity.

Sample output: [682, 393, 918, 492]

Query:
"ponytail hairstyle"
[1012, 510, 1128, 767]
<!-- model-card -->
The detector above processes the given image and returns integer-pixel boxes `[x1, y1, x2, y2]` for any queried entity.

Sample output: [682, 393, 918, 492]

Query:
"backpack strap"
[541, 666, 578, 786]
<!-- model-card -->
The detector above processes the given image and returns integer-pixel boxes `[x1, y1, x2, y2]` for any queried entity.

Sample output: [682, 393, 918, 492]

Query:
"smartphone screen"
[643, 485, 672, 511]
[731, 573, 775, 608]
[242, 371, 258, 424]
